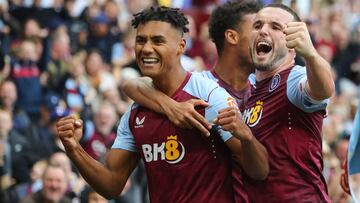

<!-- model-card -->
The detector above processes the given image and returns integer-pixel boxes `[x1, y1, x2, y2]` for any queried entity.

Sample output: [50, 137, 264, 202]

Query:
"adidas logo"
[135, 116, 145, 128]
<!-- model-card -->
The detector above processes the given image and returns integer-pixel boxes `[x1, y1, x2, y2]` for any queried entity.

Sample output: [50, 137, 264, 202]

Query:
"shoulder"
[183, 73, 221, 101]
[288, 65, 306, 80]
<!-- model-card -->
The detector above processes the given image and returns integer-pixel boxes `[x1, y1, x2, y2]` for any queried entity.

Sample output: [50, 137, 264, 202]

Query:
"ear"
[177, 38, 186, 55]
[225, 29, 239, 46]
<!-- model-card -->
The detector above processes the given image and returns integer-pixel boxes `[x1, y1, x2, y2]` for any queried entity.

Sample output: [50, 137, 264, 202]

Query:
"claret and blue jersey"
[112, 72, 238, 203]
[243, 65, 332, 203]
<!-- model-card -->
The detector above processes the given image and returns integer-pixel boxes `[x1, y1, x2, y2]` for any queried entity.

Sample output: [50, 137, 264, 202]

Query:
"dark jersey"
[243, 66, 331, 203]
[195, 70, 251, 203]
[113, 73, 238, 203]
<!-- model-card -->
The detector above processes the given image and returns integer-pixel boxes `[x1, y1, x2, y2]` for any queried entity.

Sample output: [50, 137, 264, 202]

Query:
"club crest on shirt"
[135, 116, 145, 128]
[141, 135, 185, 164]
[242, 100, 263, 127]
[269, 74, 281, 92]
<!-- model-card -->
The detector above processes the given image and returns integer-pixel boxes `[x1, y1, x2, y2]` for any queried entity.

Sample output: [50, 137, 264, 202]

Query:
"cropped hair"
[264, 3, 301, 22]
[132, 6, 189, 36]
[209, 1, 261, 54]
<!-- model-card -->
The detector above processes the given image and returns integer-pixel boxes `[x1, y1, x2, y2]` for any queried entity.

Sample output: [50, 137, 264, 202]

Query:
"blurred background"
[0, 0, 358, 202]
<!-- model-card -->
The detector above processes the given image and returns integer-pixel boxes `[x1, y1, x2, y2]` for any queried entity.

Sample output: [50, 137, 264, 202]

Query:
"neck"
[152, 65, 187, 96]
[255, 54, 295, 81]
[214, 53, 252, 91]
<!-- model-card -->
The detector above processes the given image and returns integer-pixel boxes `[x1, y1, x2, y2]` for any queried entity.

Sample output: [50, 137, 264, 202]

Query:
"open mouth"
[256, 41, 272, 56]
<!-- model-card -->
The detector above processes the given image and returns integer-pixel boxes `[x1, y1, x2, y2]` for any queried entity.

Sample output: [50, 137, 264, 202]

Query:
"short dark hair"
[264, 3, 301, 22]
[131, 6, 189, 36]
[209, 1, 261, 54]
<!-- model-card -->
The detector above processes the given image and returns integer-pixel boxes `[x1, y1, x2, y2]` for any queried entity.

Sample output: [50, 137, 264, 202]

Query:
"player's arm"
[284, 22, 335, 100]
[122, 77, 211, 135]
[56, 115, 140, 199]
[215, 107, 269, 180]
[206, 88, 268, 180]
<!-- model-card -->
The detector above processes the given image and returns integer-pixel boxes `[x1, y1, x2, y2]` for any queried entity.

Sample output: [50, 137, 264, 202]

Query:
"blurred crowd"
[0, 0, 358, 203]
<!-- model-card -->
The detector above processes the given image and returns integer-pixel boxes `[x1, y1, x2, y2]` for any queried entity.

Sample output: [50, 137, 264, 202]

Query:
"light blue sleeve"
[349, 101, 360, 175]
[111, 108, 138, 152]
[205, 86, 235, 142]
[286, 65, 328, 113]
[183, 74, 235, 142]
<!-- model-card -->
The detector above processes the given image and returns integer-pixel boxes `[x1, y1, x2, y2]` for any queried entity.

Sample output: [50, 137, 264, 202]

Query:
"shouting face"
[249, 7, 293, 72]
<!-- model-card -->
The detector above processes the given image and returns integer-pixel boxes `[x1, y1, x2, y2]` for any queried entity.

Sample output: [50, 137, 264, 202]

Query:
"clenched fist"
[284, 22, 317, 59]
[56, 115, 83, 152]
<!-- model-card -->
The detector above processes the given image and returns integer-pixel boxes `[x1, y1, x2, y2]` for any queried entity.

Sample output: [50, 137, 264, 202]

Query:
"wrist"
[303, 48, 317, 61]
[63, 140, 82, 155]
[159, 98, 176, 116]
[236, 127, 254, 143]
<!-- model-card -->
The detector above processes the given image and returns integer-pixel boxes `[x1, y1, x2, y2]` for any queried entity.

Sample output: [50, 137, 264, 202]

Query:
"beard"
[252, 47, 288, 72]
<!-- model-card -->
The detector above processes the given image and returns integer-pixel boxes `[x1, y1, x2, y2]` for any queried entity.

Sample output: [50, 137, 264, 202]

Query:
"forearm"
[228, 127, 269, 180]
[122, 77, 173, 114]
[304, 52, 335, 100]
[66, 146, 127, 199]
[238, 135, 269, 180]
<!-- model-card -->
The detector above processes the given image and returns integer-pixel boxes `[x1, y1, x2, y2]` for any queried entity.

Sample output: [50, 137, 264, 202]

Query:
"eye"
[135, 37, 146, 44]
[253, 22, 262, 30]
[152, 37, 165, 44]
[273, 25, 282, 30]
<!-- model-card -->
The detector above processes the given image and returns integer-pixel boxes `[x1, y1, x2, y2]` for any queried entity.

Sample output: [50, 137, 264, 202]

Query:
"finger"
[285, 32, 302, 42]
[284, 26, 303, 36]
[191, 111, 211, 129]
[57, 123, 75, 132]
[219, 123, 234, 133]
[186, 116, 211, 136]
[56, 117, 76, 127]
[286, 21, 306, 28]
[216, 116, 235, 126]
[58, 130, 75, 138]
[286, 38, 300, 49]
[189, 99, 209, 108]
[217, 110, 236, 120]
[217, 107, 233, 114]
[74, 119, 83, 127]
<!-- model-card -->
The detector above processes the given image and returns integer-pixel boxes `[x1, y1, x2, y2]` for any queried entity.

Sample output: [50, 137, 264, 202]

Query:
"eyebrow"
[253, 19, 286, 29]
[272, 21, 286, 29]
[136, 35, 166, 39]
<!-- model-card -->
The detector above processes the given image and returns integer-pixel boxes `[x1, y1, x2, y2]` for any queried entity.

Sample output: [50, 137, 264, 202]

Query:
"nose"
[142, 41, 153, 54]
[259, 24, 271, 36]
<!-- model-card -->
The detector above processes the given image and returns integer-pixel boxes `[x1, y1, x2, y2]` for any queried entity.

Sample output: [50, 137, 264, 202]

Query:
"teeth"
[257, 41, 270, 47]
[143, 58, 159, 64]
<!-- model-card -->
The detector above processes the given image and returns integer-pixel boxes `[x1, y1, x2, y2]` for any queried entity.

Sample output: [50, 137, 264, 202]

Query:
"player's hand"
[165, 99, 211, 136]
[284, 22, 317, 59]
[56, 115, 83, 152]
[214, 107, 252, 142]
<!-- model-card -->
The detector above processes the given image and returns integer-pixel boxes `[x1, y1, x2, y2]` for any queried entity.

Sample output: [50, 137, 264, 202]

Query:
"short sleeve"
[205, 86, 237, 142]
[286, 66, 328, 113]
[111, 109, 138, 152]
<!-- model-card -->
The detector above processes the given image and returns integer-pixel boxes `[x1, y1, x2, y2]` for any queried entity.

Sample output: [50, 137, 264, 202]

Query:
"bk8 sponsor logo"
[142, 135, 185, 164]
[243, 100, 263, 127]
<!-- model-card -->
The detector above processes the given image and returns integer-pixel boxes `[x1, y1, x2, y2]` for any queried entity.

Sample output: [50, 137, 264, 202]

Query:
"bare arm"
[56, 115, 139, 199]
[122, 77, 211, 135]
[285, 22, 335, 100]
[215, 107, 269, 180]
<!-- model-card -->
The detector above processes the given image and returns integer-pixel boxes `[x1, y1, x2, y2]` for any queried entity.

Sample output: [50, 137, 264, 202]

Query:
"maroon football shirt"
[243, 66, 331, 203]
[195, 70, 252, 203]
[128, 73, 236, 203]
